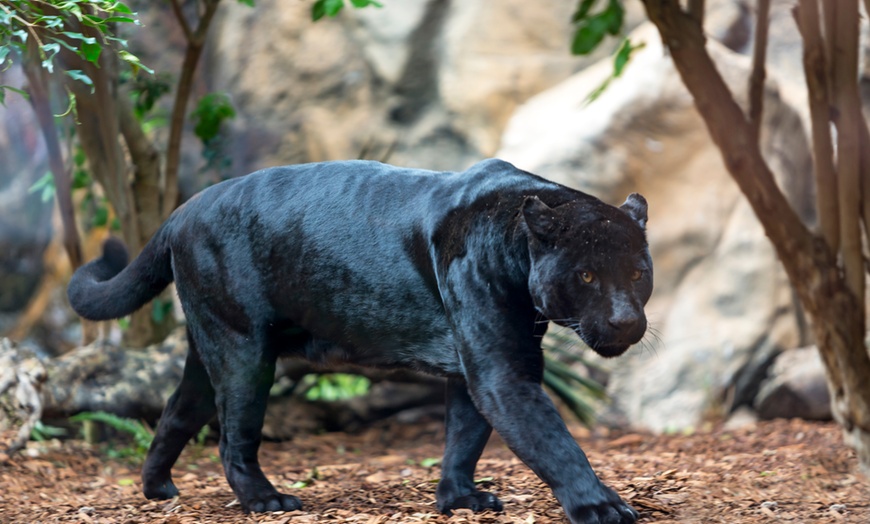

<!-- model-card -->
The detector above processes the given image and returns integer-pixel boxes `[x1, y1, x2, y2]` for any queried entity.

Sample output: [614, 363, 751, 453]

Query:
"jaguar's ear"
[522, 196, 558, 240]
[620, 193, 648, 229]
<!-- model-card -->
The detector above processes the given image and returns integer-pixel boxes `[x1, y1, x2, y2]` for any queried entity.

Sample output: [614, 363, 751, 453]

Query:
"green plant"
[542, 331, 608, 427]
[190, 92, 237, 176]
[30, 420, 67, 441]
[311, 0, 383, 21]
[570, 0, 645, 104]
[301, 373, 371, 401]
[70, 411, 153, 460]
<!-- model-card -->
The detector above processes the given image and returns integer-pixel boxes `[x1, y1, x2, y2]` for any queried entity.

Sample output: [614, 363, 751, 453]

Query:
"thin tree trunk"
[59, 21, 168, 348]
[794, 0, 838, 252]
[830, 0, 863, 304]
[162, 0, 221, 219]
[22, 42, 82, 270]
[748, 0, 770, 142]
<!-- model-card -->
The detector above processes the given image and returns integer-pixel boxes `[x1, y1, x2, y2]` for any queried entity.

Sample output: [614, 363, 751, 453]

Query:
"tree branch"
[688, 0, 705, 26]
[640, 0, 815, 267]
[830, 0, 863, 303]
[794, 0, 839, 252]
[161, 0, 221, 218]
[748, 0, 770, 141]
[168, 0, 193, 41]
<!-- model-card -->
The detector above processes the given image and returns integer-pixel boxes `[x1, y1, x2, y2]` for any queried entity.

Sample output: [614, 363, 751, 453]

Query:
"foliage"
[570, 0, 644, 104]
[30, 420, 67, 441]
[27, 171, 55, 202]
[311, 0, 382, 21]
[571, 0, 624, 55]
[0, 0, 145, 101]
[542, 332, 607, 427]
[584, 38, 645, 104]
[190, 92, 236, 144]
[189, 92, 237, 176]
[302, 373, 372, 402]
[129, 72, 172, 121]
[70, 411, 153, 460]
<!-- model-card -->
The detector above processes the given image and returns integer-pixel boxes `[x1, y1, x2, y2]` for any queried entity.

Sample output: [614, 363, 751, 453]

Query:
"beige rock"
[440, 0, 646, 155]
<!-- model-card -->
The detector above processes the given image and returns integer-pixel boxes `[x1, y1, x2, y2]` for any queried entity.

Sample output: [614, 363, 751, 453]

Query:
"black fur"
[68, 159, 652, 523]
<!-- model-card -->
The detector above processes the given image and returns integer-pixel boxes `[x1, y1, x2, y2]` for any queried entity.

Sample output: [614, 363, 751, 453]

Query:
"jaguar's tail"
[67, 225, 174, 321]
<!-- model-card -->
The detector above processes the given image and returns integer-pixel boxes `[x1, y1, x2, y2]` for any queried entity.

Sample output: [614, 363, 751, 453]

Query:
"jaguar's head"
[522, 193, 652, 358]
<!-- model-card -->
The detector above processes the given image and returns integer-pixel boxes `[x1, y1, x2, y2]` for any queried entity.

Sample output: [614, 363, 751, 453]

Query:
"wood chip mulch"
[0, 418, 867, 523]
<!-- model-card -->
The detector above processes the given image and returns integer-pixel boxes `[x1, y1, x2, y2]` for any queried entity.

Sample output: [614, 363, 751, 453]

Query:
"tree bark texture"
[22, 40, 83, 271]
[56, 16, 174, 348]
[0, 330, 443, 446]
[640, 0, 870, 473]
[794, 0, 838, 252]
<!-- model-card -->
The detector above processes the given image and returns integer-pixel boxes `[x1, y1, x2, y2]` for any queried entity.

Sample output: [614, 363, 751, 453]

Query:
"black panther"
[68, 159, 652, 524]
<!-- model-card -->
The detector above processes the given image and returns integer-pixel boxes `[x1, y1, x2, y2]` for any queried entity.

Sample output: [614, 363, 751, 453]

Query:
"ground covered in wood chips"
[0, 418, 867, 523]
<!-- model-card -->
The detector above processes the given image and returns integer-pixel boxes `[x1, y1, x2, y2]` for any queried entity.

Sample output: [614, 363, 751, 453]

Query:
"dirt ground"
[0, 417, 867, 524]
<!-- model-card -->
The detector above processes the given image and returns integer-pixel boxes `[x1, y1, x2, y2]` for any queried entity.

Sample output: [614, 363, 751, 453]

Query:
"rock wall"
[204, 0, 645, 172]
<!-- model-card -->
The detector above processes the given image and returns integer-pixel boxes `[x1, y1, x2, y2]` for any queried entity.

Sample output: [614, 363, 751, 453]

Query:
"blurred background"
[0, 0, 850, 439]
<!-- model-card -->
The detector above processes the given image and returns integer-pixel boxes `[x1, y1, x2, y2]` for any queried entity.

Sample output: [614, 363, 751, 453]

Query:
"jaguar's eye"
[630, 269, 643, 281]
[579, 271, 595, 284]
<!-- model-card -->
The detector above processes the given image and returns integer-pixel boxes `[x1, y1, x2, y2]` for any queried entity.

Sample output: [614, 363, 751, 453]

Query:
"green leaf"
[0, 85, 28, 105]
[613, 38, 644, 77]
[0, 47, 9, 67]
[312, 0, 345, 20]
[93, 204, 108, 227]
[349, 0, 383, 7]
[118, 50, 153, 74]
[65, 69, 94, 86]
[41, 42, 61, 72]
[237, 0, 255, 5]
[103, 16, 137, 24]
[571, 16, 608, 55]
[583, 78, 611, 105]
[420, 457, 440, 468]
[190, 92, 236, 143]
[111, 3, 135, 15]
[151, 298, 172, 323]
[72, 169, 89, 189]
[572, 0, 599, 21]
[61, 31, 97, 45]
[81, 41, 102, 64]
[602, 0, 624, 36]
[312, 0, 326, 20]
[28, 171, 56, 203]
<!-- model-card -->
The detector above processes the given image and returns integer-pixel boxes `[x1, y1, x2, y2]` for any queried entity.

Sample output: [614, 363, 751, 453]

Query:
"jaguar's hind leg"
[143, 332, 216, 500]
[193, 324, 301, 513]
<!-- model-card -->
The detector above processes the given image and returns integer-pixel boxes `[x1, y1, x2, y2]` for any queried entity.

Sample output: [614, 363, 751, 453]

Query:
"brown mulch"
[0, 418, 867, 523]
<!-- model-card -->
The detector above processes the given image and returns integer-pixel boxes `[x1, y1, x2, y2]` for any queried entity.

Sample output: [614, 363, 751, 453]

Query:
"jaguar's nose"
[608, 314, 640, 332]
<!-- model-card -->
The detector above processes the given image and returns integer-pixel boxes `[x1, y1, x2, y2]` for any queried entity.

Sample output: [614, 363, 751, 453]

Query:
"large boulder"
[205, 0, 645, 173]
[497, 22, 813, 432]
[755, 346, 831, 421]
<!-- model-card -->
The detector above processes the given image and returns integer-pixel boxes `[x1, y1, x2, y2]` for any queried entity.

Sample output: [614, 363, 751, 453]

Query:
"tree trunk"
[58, 22, 172, 348]
[641, 0, 870, 473]
[0, 332, 443, 452]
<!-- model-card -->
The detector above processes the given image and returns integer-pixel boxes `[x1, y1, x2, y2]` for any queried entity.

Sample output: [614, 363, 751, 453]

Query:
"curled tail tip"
[102, 237, 130, 273]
